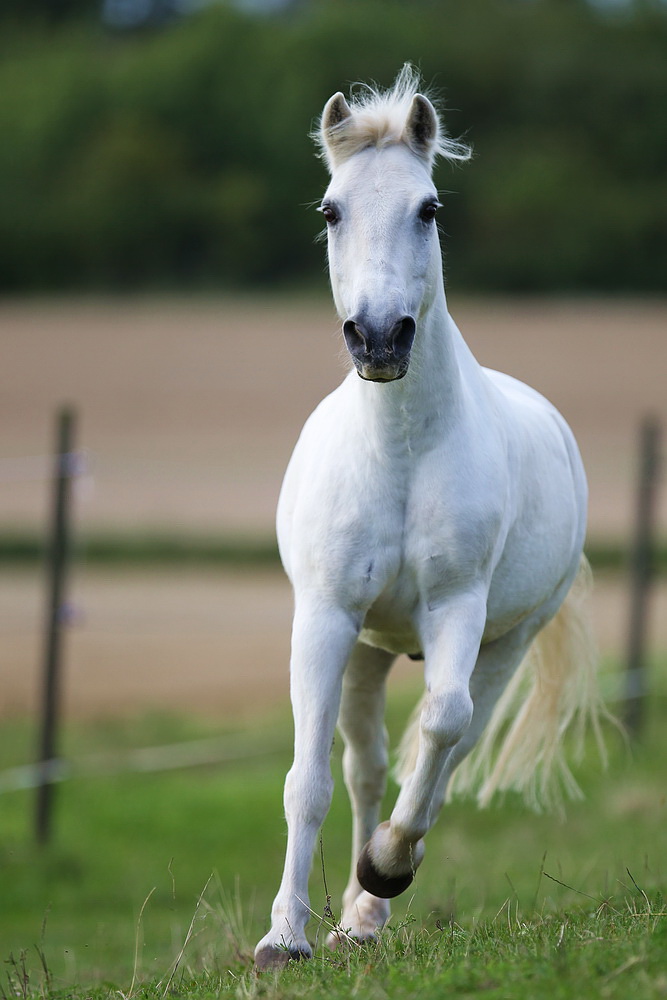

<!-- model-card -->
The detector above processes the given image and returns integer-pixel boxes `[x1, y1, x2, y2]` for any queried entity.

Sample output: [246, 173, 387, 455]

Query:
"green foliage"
[1, 1, 666, 292]
[3, 529, 667, 577]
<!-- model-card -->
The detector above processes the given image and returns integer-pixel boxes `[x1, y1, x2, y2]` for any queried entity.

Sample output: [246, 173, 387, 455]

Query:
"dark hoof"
[356, 842, 415, 899]
[254, 946, 308, 972]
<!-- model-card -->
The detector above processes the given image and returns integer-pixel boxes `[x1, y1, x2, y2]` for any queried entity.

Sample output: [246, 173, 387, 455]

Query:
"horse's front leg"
[254, 597, 359, 971]
[357, 594, 485, 898]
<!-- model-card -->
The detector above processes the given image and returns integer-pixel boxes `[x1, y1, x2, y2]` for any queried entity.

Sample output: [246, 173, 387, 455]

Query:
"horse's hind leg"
[327, 642, 394, 948]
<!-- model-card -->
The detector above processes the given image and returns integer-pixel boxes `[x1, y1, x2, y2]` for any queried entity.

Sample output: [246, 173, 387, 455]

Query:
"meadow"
[1, 658, 666, 999]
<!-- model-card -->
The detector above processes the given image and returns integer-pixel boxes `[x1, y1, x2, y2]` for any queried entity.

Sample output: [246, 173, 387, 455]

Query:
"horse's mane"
[313, 64, 471, 172]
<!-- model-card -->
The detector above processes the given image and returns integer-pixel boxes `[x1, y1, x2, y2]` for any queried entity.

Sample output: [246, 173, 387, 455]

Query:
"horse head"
[315, 66, 469, 382]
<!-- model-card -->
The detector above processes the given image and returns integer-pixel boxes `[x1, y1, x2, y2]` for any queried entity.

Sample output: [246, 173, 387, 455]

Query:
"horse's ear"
[319, 92, 353, 169]
[404, 94, 439, 165]
[322, 92, 353, 133]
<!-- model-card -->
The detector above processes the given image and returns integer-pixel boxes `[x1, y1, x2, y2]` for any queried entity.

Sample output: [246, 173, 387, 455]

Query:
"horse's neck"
[350, 291, 478, 452]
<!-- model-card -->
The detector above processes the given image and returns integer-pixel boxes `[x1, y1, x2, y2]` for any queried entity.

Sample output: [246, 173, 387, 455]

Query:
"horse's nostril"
[391, 316, 416, 360]
[344, 314, 415, 372]
[343, 319, 369, 357]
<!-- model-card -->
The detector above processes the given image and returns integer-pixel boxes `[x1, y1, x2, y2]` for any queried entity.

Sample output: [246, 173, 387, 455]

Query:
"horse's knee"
[284, 763, 333, 825]
[420, 685, 473, 750]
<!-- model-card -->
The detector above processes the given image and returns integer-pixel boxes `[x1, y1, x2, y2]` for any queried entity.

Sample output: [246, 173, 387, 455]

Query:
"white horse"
[254, 66, 602, 971]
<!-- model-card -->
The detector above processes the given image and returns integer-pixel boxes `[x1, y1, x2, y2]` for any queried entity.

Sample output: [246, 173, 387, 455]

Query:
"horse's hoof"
[326, 928, 375, 951]
[254, 945, 308, 972]
[326, 928, 352, 952]
[356, 842, 415, 899]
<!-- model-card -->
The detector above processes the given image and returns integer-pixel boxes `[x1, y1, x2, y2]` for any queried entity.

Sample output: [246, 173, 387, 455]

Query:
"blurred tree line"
[1, 0, 666, 292]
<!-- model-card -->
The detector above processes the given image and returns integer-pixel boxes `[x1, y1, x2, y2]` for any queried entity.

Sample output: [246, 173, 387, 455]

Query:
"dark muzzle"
[343, 315, 416, 382]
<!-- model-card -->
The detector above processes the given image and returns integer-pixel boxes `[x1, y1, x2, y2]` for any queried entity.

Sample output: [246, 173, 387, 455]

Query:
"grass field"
[1, 662, 666, 999]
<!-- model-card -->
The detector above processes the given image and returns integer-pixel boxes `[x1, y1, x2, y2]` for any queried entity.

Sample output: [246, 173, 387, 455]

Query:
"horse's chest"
[317, 464, 479, 639]
[287, 432, 499, 650]
[354, 514, 448, 656]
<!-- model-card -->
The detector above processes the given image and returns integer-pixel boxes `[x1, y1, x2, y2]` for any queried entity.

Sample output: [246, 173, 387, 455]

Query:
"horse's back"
[479, 365, 588, 631]
[481, 365, 587, 514]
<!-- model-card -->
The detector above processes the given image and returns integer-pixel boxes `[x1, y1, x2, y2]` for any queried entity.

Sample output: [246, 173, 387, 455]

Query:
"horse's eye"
[321, 204, 339, 225]
[419, 202, 440, 223]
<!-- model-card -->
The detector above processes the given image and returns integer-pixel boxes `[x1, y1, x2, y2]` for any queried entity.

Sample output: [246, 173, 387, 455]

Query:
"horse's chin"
[355, 364, 409, 383]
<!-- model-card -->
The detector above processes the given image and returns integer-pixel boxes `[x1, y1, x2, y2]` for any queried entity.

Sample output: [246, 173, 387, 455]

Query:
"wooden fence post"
[36, 406, 76, 844]
[624, 416, 661, 738]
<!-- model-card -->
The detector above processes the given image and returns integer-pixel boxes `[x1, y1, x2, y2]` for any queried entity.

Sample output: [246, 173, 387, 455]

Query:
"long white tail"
[396, 556, 609, 814]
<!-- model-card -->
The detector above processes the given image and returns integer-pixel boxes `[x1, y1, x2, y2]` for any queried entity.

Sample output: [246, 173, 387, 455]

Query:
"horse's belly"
[359, 624, 422, 656]
[359, 586, 421, 656]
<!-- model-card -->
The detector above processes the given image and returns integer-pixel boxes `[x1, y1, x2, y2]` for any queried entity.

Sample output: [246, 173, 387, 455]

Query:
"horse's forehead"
[327, 146, 434, 206]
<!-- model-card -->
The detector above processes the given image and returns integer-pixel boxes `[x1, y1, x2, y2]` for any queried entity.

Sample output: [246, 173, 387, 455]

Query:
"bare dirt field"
[1, 296, 666, 719]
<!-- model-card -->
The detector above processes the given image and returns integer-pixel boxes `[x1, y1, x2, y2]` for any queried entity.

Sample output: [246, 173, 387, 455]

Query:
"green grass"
[1, 665, 666, 999]
[1, 530, 667, 575]
[0, 531, 281, 569]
